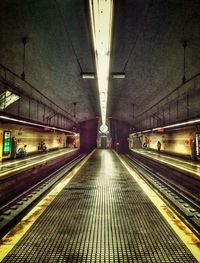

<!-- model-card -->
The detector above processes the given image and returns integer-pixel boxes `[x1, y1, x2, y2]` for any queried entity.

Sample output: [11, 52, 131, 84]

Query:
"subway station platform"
[0, 148, 78, 179]
[0, 150, 199, 262]
[131, 149, 200, 179]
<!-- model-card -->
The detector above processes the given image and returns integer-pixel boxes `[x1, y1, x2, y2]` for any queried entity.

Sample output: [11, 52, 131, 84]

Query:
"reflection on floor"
[0, 148, 78, 178]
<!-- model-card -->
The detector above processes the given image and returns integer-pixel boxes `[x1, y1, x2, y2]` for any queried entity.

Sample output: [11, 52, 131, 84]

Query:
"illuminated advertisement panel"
[3, 131, 11, 156]
[196, 133, 200, 156]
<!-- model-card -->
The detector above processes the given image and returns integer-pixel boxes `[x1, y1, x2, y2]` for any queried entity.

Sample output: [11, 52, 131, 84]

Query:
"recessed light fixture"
[81, 73, 95, 79]
[112, 73, 125, 79]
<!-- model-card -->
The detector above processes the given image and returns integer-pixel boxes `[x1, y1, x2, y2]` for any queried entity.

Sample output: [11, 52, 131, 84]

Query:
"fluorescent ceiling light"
[132, 129, 151, 135]
[0, 90, 20, 109]
[112, 73, 125, 79]
[131, 118, 200, 135]
[152, 127, 161, 131]
[163, 119, 200, 129]
[141, 129, 152, 133]
[81, 73, 95, 79]
[0, 115, 75, 134]
[89, 0, 113, 125]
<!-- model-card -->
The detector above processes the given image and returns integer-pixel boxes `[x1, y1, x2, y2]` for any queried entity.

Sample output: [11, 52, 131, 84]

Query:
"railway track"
[0, 153, 86, 238]
[123, 152, 200, 238]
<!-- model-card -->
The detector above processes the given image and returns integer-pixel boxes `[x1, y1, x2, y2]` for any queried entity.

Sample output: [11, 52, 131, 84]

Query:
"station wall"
[0, 122, 79, 159]
[129, 125, 200, 159]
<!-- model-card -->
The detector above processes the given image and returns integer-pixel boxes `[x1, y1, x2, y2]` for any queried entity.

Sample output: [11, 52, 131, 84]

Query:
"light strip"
[152, 127, 163, 131]
[0, 115, 75, 134]
[132, 129, 151, 136]
[89, 0, 113, 125]
[131, 118, 200, 135]
[139, 129, 152, 134]
[163, 119, 200, 129]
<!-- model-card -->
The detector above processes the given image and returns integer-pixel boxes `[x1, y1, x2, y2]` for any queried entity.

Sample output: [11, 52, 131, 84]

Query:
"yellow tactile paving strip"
[0, 150, 93, 262]
[0, 148, 78, 179]
[132, 149, 200, 179]
[118, 153, 200, 262]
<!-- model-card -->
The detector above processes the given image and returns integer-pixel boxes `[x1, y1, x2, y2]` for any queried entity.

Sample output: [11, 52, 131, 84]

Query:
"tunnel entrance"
[100, 136, 107, 149]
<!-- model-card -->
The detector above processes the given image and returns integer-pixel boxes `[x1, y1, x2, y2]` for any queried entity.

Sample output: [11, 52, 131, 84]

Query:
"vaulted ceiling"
[109, 0, 200, 126]
[0, 0, 200, 130]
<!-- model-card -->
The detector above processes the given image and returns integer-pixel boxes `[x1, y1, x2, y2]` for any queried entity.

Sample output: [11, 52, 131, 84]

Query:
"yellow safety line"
[117, 154, 200, 262]
[147, 151, 200, 168]
[134, 149, 200, 170]
[0, 149, 78, 178]
[132, 150, 200, 179]
[0, 148, 67, 167]
[0, 150, 95, 262]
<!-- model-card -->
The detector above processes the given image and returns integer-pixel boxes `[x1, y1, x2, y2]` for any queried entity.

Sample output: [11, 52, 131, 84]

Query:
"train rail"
[0, 153, 86, 237]
[123, 152, 200, 237]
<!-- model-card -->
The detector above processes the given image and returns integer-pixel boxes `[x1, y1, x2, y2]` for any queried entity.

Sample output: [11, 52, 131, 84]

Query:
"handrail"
[134, 72, 200, 120]
[0, 63, 77, 124]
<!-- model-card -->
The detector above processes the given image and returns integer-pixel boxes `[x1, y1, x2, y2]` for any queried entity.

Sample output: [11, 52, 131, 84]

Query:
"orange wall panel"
[129, 126, 197, 157]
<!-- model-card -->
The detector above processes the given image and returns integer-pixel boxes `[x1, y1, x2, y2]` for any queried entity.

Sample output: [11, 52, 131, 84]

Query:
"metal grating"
[1, 150, 197, 262]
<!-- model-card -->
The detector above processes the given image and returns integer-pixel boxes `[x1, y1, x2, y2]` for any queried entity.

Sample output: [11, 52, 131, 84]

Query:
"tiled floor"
[1, 150, 197, 262]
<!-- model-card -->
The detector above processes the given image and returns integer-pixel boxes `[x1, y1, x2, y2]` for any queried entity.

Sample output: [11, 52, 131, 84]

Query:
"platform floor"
[131, 149, 200, 178]
[0, 148, 78, 178]
[0, 150, 198, 262]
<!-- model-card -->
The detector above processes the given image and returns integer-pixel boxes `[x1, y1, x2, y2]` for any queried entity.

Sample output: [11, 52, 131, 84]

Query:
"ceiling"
[0, 0, 200, 129]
